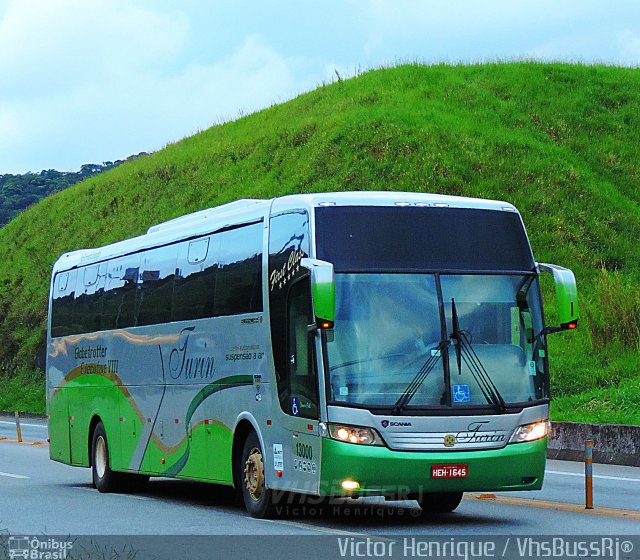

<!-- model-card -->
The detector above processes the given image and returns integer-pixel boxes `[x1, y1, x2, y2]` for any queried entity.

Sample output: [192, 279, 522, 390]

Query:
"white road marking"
[0, 420, 47, 429]
[72, 486, 149, 500]
[0, 471, 30, 479]
[547, 470, 640, 483]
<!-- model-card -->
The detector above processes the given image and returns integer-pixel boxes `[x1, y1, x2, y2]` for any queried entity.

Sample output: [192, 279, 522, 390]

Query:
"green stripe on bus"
[161, 375, 253, 476]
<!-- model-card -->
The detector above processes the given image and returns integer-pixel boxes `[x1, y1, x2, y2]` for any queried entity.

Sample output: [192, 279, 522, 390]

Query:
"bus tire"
[91, 421, 125, 493]
[240, 431, 275, 518]
[418, 491, 464, 514]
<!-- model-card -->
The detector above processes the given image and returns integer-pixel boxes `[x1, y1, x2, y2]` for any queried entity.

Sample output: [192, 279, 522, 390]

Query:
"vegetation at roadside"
[0, 62, 638, 423]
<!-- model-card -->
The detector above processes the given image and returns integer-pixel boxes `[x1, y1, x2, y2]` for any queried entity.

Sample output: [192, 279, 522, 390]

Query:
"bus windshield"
[325, 273, 547, 410]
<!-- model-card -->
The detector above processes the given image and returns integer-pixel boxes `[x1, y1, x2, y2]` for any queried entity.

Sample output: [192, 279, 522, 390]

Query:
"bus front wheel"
[240, 432, 275, 518]
[418, 491, 464, 514]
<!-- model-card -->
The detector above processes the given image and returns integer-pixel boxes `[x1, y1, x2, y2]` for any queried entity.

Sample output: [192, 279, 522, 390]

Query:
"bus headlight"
[326, 423, 383, 446]
[510, 420, 551, 443]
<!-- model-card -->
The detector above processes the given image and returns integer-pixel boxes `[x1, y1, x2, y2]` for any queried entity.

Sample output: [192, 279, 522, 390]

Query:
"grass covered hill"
[1, 63, 639, 423]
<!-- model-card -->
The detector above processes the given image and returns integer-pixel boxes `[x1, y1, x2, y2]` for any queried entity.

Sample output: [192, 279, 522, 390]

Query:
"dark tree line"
[0, 153, 147, 227]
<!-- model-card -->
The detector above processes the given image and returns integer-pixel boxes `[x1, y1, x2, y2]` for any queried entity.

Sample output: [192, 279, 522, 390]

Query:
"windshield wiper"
[394, 339, 449, 414]
[450, 298, 508, 413]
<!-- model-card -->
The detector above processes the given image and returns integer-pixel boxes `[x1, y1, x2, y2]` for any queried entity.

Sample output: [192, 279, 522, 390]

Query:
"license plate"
[431, 464, 468, 478]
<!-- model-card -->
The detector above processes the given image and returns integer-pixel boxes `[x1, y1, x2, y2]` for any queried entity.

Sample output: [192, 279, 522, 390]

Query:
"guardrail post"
[585, 439, 593, 509]
[15, 411, 22, 443]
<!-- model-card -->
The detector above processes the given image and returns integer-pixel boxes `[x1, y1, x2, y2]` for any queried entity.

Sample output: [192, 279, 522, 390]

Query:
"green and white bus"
[46, 192, 578, 517]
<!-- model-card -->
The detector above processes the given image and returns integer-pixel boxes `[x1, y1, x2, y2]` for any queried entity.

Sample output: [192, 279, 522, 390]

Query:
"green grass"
[0, 368, 45, 413]
[0, 62, 639, 422]
[552, 376, 640, 425]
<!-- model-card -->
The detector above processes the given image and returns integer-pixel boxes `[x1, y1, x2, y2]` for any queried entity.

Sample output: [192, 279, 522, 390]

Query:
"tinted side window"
[268, 211, 310, 414]
[214, 222, 263, 316]
[51, 269, 77, 338]
[72, 264, 106, 334]
[102, 255, 140, 330]
[172, 236, 219, 322]
[137, 246, 177, 326]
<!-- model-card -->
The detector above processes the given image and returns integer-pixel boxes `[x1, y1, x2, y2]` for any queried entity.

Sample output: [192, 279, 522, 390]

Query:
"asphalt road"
[1, 417, 639, 559]
[0, 432, 638, 533]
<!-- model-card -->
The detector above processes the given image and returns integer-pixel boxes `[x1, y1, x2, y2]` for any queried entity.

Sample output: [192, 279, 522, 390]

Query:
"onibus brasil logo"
[7, 536, 73, 560]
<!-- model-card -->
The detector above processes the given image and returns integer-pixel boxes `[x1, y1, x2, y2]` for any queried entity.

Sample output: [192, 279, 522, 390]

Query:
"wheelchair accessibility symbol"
[453, 384, 471, 403]
[291, 396, 300, 416]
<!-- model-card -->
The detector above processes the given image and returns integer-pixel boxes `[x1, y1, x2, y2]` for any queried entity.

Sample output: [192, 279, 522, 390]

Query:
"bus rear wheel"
[91, 421, 124, 492]
[91, 422, 149, 493]
[418, 491, 464, 514]
[240, 432, 275, 518]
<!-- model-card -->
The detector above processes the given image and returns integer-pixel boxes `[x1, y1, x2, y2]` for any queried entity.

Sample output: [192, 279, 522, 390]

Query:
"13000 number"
[295, 442, 313, 460]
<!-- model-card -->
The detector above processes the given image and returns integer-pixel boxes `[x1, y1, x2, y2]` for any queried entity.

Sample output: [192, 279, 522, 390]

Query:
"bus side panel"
[116, 385, 163, 474]
[143, 426, 165, 476]
[67, 379, 121, 468]
[104, 328, 165, 473]
[67, 387, 89, 466]
[172, 388, 207, 481]
[142, 384, 228, 483]
[204, 399, 234, 485]
[117, 388, 143, 472]
[48, 388, 70, 464]
[98, 395, 122, 471]
[137, 314, 269, 484]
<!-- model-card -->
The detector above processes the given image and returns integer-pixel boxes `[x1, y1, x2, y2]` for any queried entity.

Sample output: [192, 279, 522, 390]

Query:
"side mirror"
[537, 263, 579, 334]
[300, 258, 335, 333]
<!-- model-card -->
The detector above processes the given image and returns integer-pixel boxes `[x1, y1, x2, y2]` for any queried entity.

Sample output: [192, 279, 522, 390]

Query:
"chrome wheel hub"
[244, 447, 264, 501]
[95, 436, 107, 479]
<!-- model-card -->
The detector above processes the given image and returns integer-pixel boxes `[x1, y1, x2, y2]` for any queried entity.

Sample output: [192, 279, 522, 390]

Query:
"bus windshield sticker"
[270, 248, 305, 292]
[339, 386, 348, 396]
[291, 396, 300, 416]
[529, 361, 537, 376]
[273, 444, 283, 471]
[511, 307, 521, 345]
[453, 384, 471, 403]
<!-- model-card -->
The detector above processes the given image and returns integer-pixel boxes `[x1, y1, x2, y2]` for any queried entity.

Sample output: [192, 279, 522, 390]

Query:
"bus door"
[279, 276, 321, 494]
[268, 210, 320, 494]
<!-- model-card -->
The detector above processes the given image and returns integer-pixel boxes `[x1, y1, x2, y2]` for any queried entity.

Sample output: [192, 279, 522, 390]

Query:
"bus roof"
[52, 191, 519, 274]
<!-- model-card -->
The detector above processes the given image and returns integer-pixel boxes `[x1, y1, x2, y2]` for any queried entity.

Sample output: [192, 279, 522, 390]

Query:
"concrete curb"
[0, 437, 47, 447]
[548, 421, 640, 467]
[0, 411, 46, 420]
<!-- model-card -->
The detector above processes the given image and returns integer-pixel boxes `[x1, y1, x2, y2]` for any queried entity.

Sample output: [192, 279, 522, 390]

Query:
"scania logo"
[381, 420, 412, 428]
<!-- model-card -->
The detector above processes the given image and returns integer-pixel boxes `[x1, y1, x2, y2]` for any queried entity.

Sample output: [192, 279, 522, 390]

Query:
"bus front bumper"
[319, 437, 547, 497]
